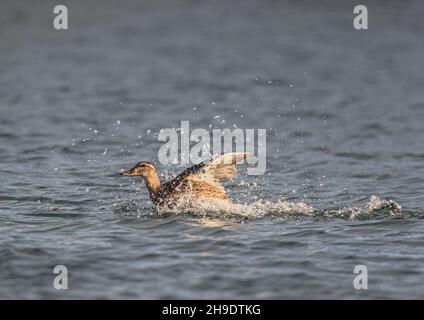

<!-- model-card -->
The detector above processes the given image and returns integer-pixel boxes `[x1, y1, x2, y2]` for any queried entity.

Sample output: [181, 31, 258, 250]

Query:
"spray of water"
[114, 192, 402, 221]
[114, 169, 402, 221]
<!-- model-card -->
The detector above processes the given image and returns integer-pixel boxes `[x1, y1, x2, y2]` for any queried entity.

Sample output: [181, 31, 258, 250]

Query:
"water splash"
[155, 198, 314, 220]
[114, 194, 402, 221]
[366, 195, 402, 213]
[316, 195, 403, 220]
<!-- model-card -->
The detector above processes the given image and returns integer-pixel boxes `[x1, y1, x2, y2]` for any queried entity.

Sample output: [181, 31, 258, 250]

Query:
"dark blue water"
[1, 0, 423, 299]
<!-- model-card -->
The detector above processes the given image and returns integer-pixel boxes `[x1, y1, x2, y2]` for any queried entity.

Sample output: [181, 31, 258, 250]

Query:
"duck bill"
[121, 170, 134, 176]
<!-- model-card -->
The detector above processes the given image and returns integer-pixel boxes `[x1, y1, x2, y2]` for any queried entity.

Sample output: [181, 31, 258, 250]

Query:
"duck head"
[121, 162, 156, 177]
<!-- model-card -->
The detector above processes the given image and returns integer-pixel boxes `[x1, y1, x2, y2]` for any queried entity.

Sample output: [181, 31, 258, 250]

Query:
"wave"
[312, 195, 402, 220]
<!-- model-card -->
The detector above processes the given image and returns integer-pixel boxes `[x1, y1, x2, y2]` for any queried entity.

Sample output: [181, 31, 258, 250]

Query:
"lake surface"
[0, 0, 423, 299]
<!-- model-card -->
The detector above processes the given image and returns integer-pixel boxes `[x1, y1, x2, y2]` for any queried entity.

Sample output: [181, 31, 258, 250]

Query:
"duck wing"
[178, 152, 248, 181]
[174, 152, 249, 191]
[157, 153, 248, 204]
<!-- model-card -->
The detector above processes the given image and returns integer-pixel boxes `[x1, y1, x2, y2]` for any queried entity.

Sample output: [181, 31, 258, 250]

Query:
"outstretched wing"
[203, 152, 249, 180]
[176, 152, 248, 182]
[159, 153, 248, 203]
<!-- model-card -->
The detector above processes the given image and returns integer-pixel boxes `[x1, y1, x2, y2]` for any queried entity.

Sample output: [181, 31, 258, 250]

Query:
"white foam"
[115, 193, 402, 221]
[155, 197, 314, 220]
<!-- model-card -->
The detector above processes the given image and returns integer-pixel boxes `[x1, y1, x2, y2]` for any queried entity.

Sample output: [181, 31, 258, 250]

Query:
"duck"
[121, 152, 248, 208]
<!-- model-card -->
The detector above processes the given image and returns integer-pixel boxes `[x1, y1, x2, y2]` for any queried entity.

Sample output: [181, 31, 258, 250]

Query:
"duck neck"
[143, 170, 161, 199]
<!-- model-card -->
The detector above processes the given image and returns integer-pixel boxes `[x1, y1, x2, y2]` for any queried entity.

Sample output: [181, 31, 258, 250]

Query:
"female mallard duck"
[121, 152, 248, 208]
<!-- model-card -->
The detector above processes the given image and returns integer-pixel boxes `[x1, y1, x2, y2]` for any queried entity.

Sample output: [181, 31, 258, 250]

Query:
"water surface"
[0, 0, 424, 299]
